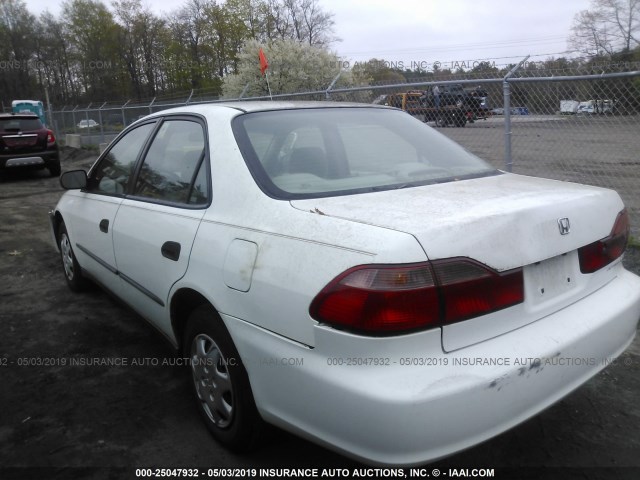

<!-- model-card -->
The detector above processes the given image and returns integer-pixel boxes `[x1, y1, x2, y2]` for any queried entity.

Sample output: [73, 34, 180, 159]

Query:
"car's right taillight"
[310, 258, 524, 335]
[579, 209, 630, 274]
[47, 130, 56, 147]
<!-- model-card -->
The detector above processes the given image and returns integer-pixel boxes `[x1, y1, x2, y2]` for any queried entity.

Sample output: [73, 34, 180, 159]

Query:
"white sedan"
[50, 102, 640, 466]
[77, 119, 99, 129]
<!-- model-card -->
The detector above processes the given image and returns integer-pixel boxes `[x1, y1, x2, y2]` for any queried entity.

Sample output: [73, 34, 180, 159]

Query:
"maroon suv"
[0, 113, 61, 177]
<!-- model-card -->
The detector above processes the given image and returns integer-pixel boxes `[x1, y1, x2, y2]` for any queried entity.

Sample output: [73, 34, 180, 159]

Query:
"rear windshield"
[0, 117, 43, 132]
[232, 107, 498, 199]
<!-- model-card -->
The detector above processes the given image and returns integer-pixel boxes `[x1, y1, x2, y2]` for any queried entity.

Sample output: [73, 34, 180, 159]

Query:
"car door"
[65, 121, 157, 293]
[111, 117, 209, 337]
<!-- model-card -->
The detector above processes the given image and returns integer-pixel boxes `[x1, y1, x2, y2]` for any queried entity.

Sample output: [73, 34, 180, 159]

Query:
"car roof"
[143, 101, 389, 118]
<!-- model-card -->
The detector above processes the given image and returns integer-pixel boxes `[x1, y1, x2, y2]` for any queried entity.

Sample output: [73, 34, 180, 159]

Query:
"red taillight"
[310, 258, 524, 334]
[579, 209, 630, 274]
[310, 263, 440, 333]
[433, 259, 524, 324]
[47, 130, 56, 146]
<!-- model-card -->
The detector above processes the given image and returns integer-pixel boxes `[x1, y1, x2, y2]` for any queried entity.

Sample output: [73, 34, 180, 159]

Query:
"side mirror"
[60, 170, 87, 190]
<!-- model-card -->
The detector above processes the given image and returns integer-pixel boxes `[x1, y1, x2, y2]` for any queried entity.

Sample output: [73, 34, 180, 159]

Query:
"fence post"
[121, 100, 130, 127]
[60, 106, 66, 133]
[72, 105, 79, 134]
[503, 56, 529, 172]
[85, 103, 92, 133]
[149, 97, 156, 115]
[325, 72, 342, 100]
[98, 102, 106, 143]
[186, 89, 194, 105]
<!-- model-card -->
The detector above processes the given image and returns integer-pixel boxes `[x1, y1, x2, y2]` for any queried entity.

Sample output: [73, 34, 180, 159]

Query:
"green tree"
[35, 12, 78, 103]
[113, 0, 168, 98]
[62, 0, 121, 100]
[0, 0, 37, 103]
[351, 59, 406, 85]
[167, 0, 220, 91]
[204, 1, 249, 77]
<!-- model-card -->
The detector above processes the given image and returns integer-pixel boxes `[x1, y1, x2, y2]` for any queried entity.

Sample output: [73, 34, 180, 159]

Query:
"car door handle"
[99, 219, 109, 233]
[161, 241, 181, 262]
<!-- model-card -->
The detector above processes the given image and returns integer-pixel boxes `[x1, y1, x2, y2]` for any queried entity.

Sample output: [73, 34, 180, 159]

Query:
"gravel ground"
[0, 147, 639, 480]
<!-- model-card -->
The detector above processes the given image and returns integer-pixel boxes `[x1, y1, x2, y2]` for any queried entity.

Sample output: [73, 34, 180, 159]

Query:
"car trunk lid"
[291, 173, 625, 349]
[2, 133, 40, 149]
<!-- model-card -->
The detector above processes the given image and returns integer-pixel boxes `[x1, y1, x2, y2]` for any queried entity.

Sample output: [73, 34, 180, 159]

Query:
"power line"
[336, 35, 570, 58]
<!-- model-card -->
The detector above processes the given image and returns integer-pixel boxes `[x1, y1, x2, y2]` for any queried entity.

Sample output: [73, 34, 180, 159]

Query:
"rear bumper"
[0, 149, 59, 169]
[224, 268, 640, 466]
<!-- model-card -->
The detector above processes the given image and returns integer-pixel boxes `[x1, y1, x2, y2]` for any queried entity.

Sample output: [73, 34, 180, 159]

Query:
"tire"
[58, 221, 89, 292]
[184, 305, 263, 452]
[455, 114, 467, 128]
[49, 161, 61, 177]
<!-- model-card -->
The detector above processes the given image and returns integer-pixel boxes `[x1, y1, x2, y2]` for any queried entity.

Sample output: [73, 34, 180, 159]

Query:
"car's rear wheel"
[184, 305, 263, 451]
[49, 161, 61, 177]
[58, 221, 88, 291]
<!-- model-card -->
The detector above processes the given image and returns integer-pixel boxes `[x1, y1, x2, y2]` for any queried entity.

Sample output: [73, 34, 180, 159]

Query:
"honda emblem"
[558, 218, 570, 235]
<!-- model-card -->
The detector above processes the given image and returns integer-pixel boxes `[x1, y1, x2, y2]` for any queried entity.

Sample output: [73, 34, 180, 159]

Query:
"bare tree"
[569, 0, 640, 56]
[228, 0, 336, 47]
[283, 0, 336, 46]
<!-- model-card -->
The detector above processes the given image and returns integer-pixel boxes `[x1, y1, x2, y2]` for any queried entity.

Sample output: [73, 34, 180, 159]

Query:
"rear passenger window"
[134, 119, 208, 205]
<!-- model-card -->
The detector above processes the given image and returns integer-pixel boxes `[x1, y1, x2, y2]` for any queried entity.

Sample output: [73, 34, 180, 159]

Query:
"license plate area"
[525, 252, 577, 305]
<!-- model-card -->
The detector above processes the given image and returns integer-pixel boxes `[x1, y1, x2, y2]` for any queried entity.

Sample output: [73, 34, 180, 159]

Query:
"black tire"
[49, 161, 61, 177]
[184, 305, 263, 452]
[434, 113, 446, 127]
[58, 221, 89, 292]
[455, 114, 467, 128]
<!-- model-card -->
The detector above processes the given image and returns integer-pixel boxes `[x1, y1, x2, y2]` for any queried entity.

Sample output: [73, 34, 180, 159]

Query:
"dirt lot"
[1, 147, 639, 480]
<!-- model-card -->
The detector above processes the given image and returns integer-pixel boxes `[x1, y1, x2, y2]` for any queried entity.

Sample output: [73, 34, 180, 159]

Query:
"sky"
[24, 0, 590, 70]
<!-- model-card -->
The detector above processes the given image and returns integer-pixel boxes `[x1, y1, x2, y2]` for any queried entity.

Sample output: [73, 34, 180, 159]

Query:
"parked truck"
[383, 85, 484, 127]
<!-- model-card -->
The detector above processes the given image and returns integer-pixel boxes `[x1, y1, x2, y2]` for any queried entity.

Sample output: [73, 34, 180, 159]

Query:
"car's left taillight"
[579, 209, 630, 274]
[310, 258, 524, 335]
[47, 130, 56, 147]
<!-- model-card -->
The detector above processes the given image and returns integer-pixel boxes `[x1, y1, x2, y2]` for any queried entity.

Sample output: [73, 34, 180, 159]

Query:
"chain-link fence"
[48, 61, 640, 237]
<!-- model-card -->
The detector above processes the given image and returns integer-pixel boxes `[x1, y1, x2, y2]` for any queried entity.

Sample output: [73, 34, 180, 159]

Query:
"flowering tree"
[222, 38, 365, 98]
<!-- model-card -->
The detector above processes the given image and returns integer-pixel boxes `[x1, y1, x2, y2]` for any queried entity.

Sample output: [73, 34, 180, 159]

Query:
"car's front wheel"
[184, 305, 263, 451]
[58, 221, 89, 291]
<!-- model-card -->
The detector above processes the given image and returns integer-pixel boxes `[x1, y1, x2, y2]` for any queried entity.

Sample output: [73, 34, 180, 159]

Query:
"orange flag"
[259, 48, 269, 76]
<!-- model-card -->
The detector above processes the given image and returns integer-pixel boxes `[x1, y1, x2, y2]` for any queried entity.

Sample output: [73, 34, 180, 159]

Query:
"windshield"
[233, 107, 498, 199]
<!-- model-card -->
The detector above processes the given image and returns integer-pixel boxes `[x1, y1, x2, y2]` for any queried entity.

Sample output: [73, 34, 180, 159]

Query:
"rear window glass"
[0, 118, 43, 132]
[232, 107, 498, 199]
